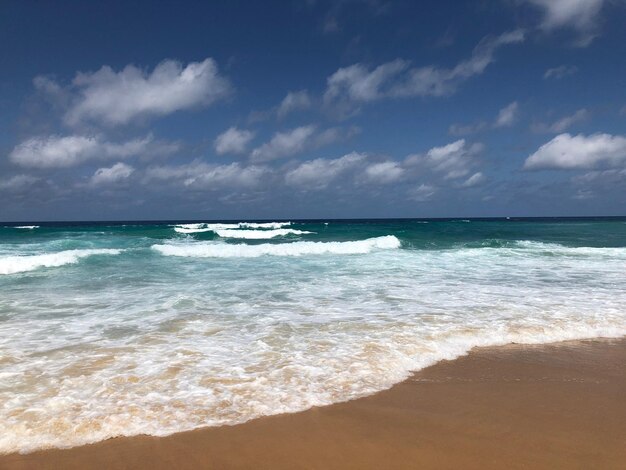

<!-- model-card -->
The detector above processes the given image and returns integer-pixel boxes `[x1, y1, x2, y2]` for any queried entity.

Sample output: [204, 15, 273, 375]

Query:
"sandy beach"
[2, 337, 624, 470]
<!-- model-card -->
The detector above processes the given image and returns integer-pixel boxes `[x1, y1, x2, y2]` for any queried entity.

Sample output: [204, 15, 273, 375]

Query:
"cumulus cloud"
[9, 134, 176, 168]
[543, 65, 578, 79]
[407, 139, 484, 179]
[90, 162, 134, 185]
[214, 127, 255, 155]
[277, 90, 312, 118]
[362, 161, 405, 184]
[526, 0, 605, 46]
[0, 174, 40, 191]
[323, 30, 524, 114]
[250, 125, 357, 162]
[524, 133, 626, 170]
[145, 161, 268, 189]
[531, 109, 589, 133]
[285, 152, 366, 189]
[42, 58, 231, 126]
[251, 126, 316, 162]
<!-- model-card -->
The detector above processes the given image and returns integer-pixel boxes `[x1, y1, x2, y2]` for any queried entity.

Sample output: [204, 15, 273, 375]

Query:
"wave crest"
[173, 221, 292, 234]
[152, 235, 401, 258]
[0, 249, 122, 275]
[214, 228, 312, 239]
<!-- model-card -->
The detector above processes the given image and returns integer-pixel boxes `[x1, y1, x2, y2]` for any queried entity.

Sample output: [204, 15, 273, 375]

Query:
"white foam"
[174, 227, 216, 234]
[1, 234, 626, 454]
[173, 222, 293, 234]
[214, 229, 312, 239]
[173, 221, 291, 230]
[239, 222, 291, 229]
[0, 249, 122, 275]
[153, 235, 401, 258]
[13, 226, 40, 229]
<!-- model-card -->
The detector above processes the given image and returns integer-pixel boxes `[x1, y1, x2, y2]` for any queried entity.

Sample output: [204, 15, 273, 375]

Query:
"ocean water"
[0, 218, 625, 453]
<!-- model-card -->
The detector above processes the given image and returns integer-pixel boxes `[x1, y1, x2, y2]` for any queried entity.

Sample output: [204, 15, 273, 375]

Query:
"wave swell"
[0, 249, 122, 275]
[152, 235, 401, 258]
[214, 228, 312, 239]
[173, 221, 292, 234]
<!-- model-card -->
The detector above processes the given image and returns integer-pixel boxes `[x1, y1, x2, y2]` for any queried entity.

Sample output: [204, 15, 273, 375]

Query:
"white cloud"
[362, 161, 404, 184]
[9, 134, 174, 168]
[526, 0, 605, 46]
[324, 30, 524, 113]
[90, 162, 134, 185]
[250, 125, 356, 162]
[408, 184, 436, 202]
[531, 109, 589, 133]
[277, 90, 311, 118]
[0, 174, 39, 191]
[524, 133, 626, 170]
[285, 152, 366, 189]
[461, 171, 486, 188]
[251, 126, 316, 162]
[494, 101, 519, 127]
[56, 58, 231, 126]
[145, 161, 268, 189]
[214, 127, 255, 155]
[408, 139, 484, 179]
[543, 65, 578, 79]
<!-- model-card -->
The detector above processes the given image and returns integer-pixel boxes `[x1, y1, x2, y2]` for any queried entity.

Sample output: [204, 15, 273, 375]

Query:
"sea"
[1, 217, 625, 453]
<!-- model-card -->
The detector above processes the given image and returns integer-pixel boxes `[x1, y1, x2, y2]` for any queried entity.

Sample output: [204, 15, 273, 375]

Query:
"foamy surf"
[172, 221, 292, 233]
[0, 249, 122, 275]
[213, 228, 312, 239]
[1, 219, 625, 455]
[152, 235, 401, 257]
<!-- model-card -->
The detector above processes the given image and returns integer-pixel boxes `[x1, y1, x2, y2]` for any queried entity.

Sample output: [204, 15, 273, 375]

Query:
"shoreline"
[2, 336, 625, 469]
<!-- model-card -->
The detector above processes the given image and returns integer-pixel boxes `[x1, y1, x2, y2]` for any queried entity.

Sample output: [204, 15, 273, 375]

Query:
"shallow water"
[1, 218, 625, 453]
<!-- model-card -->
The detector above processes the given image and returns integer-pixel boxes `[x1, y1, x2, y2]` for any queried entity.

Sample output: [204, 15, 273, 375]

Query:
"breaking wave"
[213, 228, 312, 239]
[173, 221, 293, 234]
[152, 235, 401, 258]
[0, 249, 122, 275]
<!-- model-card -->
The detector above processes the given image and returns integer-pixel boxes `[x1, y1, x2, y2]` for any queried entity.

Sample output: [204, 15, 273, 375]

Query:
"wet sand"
[2, 338, 625, 470]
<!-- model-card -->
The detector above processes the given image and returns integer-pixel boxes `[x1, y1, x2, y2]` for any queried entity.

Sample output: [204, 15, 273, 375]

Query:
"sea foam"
[152, 235, 401, 257]
[2, 221, 626, 455]
[213, 228, 312, 239]
[173, 222, 292, 234]
[0, 249, 122, 275]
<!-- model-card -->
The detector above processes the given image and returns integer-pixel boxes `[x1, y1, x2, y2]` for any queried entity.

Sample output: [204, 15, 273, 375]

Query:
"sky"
[1, 0, 625, 221]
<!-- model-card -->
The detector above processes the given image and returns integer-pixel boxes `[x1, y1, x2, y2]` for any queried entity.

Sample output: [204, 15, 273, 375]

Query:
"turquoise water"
[1, 218, 625, 452]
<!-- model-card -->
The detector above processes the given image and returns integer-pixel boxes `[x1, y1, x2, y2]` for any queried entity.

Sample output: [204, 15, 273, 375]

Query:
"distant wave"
[511, 240, 626, 256]
[152, 235, 401, 258]
[173, 221, 291, 229]
[0, 249, 122, 275]
[214, 228, 312, 239]
[12, 225, 40, 229]
[173, 222, 293, 234]
[174, 227, 216, 234]
[239, 222, 291, 229]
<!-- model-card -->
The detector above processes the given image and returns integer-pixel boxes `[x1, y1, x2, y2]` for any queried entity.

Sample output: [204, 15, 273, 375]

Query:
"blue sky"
[1, 0, 625, 221]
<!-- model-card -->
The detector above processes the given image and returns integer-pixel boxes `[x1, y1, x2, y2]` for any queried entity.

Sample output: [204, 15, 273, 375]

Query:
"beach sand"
[2, 338, 624, 469]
